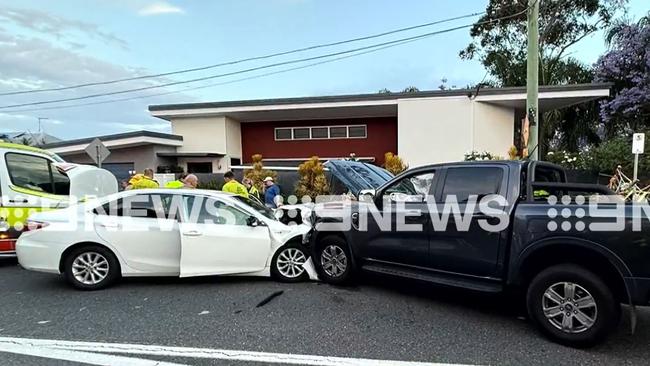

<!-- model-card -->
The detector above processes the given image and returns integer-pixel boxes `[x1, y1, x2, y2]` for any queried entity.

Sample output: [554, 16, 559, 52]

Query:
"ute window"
[442, 167, 503, 203]
[384, 172, 435, 202]
[5, 152, 70, 195]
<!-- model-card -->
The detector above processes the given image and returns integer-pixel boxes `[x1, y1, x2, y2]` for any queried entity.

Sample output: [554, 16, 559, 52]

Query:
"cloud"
[0, 7, 128, 50]
[138, 2, 185, 16]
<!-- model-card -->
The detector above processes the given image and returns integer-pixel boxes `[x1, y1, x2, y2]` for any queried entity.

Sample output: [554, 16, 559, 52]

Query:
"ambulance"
[0, 142, 117, 257]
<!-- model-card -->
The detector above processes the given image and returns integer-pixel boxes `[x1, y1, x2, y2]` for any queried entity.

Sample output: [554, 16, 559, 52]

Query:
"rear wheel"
[526, 264, 621, 347]
[314, 236, 354, 285]
[271, 244, 309, 282]
[63, 245, 120, 290]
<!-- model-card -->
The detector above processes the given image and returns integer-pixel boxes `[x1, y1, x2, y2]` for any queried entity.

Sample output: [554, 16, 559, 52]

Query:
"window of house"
[293, 128, 310, 139]
[329, 126, 348, 138]
[348, 125, 367, 138]
[311, 127, 329, 139]
[275, 128, 292, 140]
[187, 162, 212, 173]
[273, 124, 367, 141]
[5, 153, 70, 195]
[441, 167, 504, 203]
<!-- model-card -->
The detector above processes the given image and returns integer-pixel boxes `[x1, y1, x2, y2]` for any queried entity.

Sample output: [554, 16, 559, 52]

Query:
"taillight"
[25, 220, 49, 231]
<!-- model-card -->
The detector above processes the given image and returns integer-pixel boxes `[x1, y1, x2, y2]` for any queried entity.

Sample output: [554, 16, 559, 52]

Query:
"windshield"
[232, 195, 276, 221]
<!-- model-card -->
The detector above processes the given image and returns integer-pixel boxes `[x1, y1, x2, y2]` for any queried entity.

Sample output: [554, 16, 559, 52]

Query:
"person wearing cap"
[222, 171, 249, 198]
[263, 176, 280, 208]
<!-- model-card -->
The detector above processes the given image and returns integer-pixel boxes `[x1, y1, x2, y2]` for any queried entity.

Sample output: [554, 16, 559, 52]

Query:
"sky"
[0, 0, 648, 140]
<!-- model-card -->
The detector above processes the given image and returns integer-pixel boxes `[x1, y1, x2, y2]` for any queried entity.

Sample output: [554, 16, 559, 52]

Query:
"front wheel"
[526, 264, 621, 347]
[314, 236, 354, 285]
[271, 244, 309, 282]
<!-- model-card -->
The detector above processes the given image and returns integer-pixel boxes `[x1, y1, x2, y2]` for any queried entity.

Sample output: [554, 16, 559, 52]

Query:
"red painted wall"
[241, 117, 397, 165]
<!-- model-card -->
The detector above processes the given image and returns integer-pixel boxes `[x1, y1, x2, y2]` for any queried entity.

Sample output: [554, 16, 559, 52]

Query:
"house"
[44, 83, 610, 179]
[0, 131, 61, 146]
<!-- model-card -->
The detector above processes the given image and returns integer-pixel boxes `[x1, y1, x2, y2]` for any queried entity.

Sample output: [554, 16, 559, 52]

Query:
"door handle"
[9, 198, 28, 203]
[183, 230, 202, 237]
[99, 222, 121, 229]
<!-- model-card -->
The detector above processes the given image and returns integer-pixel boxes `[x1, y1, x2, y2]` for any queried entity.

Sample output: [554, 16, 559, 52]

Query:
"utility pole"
[526, 0, 539, 160]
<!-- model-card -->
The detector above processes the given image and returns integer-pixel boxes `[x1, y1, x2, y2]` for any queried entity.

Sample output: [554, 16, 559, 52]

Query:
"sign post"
[632, 133, 645, 182]
[84, 138, 111, 168]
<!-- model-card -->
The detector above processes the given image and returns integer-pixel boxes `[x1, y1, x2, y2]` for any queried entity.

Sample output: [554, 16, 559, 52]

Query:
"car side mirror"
[246, 216, 263, 227]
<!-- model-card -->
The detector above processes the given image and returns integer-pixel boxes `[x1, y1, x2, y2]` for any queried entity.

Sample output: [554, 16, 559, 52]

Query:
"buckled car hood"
[324, 160, 393, 196]
[56, 163, 118, 200]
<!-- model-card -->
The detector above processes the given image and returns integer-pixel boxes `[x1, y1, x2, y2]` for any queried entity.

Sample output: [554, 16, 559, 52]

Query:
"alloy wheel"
[276, 248, 307, 278]
[72, 252, 110, 285]
[542, 281, 598, 334]
[320, 245, 347, 278]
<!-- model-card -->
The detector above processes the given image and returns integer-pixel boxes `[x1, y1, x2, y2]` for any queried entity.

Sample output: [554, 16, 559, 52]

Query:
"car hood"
[57, 163, 118, 201]
[324, 160, 393, 196]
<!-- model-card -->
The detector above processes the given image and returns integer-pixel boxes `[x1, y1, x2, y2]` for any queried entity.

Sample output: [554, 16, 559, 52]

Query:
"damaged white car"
[16, 189, 316, 290]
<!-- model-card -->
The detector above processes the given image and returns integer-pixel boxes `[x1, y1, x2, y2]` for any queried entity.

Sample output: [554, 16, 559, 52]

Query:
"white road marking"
[0, 341, 187, 366]
[198, 310, 210, 315]
[0, 336, 477, 366]
[36, 320, 50, 325]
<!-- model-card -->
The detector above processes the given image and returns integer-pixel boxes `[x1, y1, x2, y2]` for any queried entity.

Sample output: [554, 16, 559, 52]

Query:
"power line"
[0, 8, 529, 111]
[2, 36, 430, 114]
[0, 11, 484, 97]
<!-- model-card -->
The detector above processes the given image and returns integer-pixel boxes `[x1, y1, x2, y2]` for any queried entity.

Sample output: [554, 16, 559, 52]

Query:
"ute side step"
[362, 262, 504, 293]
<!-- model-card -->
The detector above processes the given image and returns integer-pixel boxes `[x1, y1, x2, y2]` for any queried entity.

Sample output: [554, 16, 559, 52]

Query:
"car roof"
[0, 142, 59, 157]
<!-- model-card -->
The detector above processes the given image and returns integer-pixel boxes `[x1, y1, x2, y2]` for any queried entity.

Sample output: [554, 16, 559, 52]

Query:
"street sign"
[84, 138, 110, 168]
[633, 133, 645, 154]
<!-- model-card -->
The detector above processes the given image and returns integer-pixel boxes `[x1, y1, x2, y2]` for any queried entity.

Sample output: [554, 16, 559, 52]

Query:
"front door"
[179, 195, 271, 277]
[429, 166, 507, 277]
[361, 171, 436, 268]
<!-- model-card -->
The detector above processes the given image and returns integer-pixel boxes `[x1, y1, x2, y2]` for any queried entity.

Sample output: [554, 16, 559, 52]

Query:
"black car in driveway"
[309, 160, 650, 347]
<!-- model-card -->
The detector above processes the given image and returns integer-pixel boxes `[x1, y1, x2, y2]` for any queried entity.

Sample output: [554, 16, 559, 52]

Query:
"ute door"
[361, 170, 437, 268]
[179, 195, 271, 277]
[428, 165, 508, 277]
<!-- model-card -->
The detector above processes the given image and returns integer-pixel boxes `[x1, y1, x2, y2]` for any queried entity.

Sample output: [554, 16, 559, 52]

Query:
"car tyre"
[526, 263, 621, 348]
[63, 245, 120, 291]
[271, 244, 309, 283]
[314, 235, 354, 285]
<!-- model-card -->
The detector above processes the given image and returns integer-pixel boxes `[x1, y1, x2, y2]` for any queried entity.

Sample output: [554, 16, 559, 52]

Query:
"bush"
[464, 150, 503, 161]
[383, 152, 408, 175]
[244, 154, 277, 192]
[545, 150, 591, 170]
[197, 179, 221, 190]
[295, 156, 329, 199]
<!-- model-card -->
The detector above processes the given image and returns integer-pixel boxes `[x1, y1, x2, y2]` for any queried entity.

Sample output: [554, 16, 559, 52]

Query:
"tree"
[383, 152, 408, 175]
[595, 14, 650, 137]
[401, 86, 420, 93]
[377, 88, 392, 94]
[460, 0, 625, 153]
[243, 154, 277, 192]
[295, 156, 329, 199]
[461, 0, 623, 86]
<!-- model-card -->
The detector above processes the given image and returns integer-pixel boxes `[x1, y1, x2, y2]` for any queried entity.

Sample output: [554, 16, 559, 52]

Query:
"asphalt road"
[1, 258, 649, 366]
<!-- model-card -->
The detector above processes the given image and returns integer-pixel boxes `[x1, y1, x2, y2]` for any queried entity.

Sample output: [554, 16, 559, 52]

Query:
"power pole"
[526, 0, 540, 160]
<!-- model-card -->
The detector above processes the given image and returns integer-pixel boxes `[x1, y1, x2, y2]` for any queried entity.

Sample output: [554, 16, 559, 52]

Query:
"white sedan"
[16, 189, 316, 290]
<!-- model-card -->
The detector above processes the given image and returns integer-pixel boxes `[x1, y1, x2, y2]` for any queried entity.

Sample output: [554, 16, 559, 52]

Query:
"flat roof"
[149, 83, 611, 112]
[42, 130, 182, 149]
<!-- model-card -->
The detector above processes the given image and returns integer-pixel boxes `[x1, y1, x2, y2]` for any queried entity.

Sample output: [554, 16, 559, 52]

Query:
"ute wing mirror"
[358, 189, 376, 203]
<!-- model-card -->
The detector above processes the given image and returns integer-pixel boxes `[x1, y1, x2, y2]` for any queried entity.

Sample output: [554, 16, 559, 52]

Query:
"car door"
[178, 195, 271, 277]
[93, 193, 181, 274]
[428, 165, 508, 277]
[361, 170, 437, 268]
